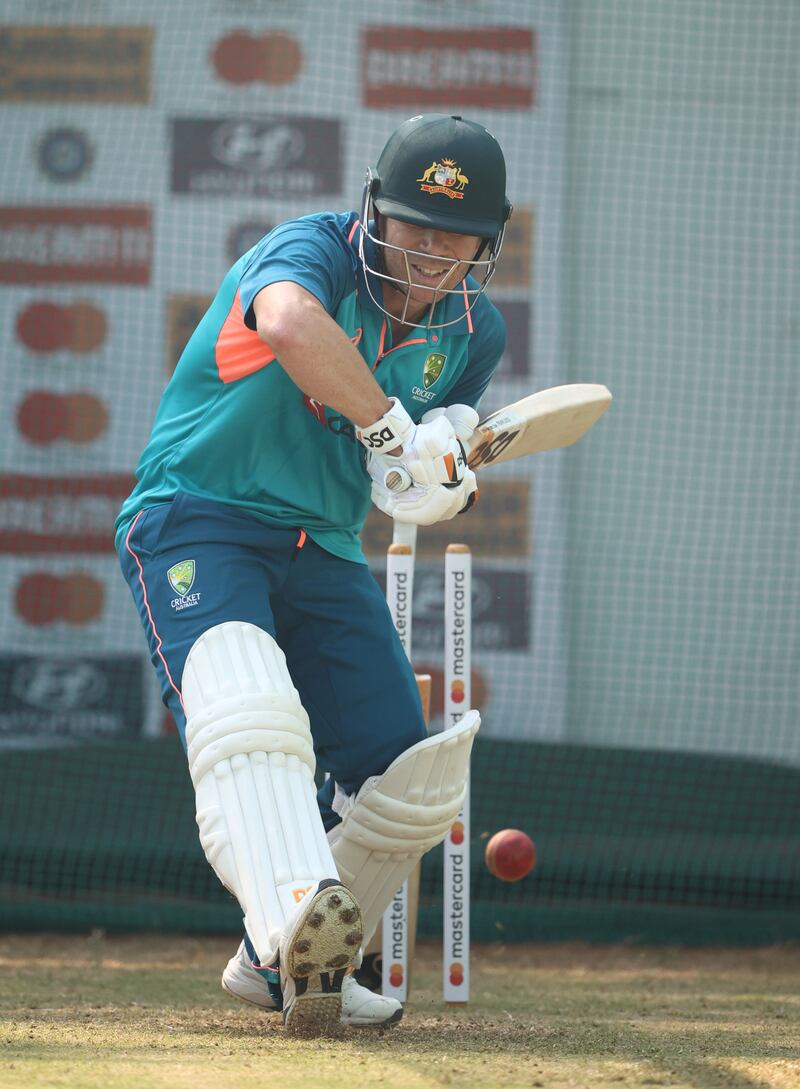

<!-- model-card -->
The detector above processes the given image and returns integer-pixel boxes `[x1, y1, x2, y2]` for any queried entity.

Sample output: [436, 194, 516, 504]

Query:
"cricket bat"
[384, 383, 612, 492]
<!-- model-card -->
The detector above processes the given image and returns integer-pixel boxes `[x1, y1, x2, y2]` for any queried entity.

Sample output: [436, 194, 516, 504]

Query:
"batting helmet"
[358, 115, 513, 329]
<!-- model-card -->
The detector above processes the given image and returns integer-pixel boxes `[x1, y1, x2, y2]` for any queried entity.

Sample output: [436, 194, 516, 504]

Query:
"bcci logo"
[417, 158, 469, 201]
[167, 560, 201, 611]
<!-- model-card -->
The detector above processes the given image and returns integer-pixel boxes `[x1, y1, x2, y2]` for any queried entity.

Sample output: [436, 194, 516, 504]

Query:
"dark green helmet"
[371, 114, 511, 239]
[357, 115, 513, 329]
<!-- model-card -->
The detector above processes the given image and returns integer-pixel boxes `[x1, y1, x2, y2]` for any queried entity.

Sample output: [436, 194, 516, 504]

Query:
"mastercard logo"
[388, 963, 404, 988]
[15, 572, 104, 625]
[449, 963, 464, 986]
[212, 32, 302, 85]
[16, 302, 107, 353]
[450, 820, 465, 846]
[450, 679, 466, 704]
[412, 663, 489, 718]
[17, 391, 108, 445]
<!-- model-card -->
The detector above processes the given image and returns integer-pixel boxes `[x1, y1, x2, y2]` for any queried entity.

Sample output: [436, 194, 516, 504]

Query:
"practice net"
[1, 0, 798, 947]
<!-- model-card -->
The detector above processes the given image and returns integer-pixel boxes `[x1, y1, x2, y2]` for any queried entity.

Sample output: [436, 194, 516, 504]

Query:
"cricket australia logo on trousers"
[167, 559, 201, 612]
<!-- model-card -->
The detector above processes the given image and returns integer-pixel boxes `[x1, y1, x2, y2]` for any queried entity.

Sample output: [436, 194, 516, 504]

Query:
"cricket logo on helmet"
[358, 114, 512, 331]
[417, 158, 468, 199]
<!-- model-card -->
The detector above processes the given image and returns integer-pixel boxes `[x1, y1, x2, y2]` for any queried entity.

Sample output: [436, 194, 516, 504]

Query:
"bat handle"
[384, 465, 413, 492]
[392, 521, 418, 549]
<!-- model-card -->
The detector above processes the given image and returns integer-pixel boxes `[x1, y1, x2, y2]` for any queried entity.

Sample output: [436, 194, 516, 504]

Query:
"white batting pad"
[328, 709, 480, 948]
[182, 621, 339, 964]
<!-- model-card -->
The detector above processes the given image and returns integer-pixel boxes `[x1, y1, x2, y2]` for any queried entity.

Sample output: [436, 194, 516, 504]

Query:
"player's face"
[379, 217, 481, 320]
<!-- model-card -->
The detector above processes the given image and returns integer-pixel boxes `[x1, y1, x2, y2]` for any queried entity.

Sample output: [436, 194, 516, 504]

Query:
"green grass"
[1, 935, 798, 1089]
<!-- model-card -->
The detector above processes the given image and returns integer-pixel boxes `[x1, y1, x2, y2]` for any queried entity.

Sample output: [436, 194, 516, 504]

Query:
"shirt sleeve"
[441, 294, 507, 411]
[238, 216, 356, 330]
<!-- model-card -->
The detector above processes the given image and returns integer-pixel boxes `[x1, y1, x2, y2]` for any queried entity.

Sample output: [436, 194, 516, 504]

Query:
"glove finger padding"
[421, 404, 479, 448]
[366, 415, 466, 495]
[394, 415, 466, 488]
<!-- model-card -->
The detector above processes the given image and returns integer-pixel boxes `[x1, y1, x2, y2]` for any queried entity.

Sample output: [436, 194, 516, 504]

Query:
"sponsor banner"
[0, 475, 133, 554]
[444, 547, 472, 730]
[443, 547, 470, 1001]
[386, 543, 414, 658]
[0, 654, 143, 747]
[0, 206, 151, 285]
[166, 294, 213, 374]
[15, 391, 109, 445]
[443, 789, 470, 1002]
[212, 31, 302, 85]
[170, 116, 342, 198]
[362, 26, 535, 108]
[381, 881, 409, 1002]
[362, 480, 531, 559]
[376, 566, 530, 653]
[13, 570, 105, 626]
[0, 25, 153, 104]
[35, 127, 94, 183]
[494, 299, 531, 377]
[16, 300, 107, 353]
[491, 208, 534, 290]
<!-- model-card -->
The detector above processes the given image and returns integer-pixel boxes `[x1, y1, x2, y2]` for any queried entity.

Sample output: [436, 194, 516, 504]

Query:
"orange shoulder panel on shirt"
[215, 289, 275, 384]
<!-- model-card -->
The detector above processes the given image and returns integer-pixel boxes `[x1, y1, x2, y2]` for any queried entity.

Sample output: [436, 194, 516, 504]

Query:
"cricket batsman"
[116, 114, 512, 1035]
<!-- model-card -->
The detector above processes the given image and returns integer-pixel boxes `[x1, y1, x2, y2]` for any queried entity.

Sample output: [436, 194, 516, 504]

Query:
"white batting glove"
[370, 463, 478, 525]
[421, 404, 480, 446]
[356, 396, 416, 456]
[359, 399, 477, 525]
[359, 398, 467, 489]
[378, 405, 479, 493]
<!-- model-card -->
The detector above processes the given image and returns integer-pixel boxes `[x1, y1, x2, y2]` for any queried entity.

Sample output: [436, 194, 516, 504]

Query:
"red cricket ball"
[484, 829, 537, 882]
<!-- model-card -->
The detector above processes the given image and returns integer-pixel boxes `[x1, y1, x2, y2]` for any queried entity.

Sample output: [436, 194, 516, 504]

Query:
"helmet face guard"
[358, 174, 509, 330]
[357, 115, 512, 331]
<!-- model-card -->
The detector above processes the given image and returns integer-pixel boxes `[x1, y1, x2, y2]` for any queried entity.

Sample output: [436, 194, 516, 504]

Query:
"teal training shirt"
[115, 212, 506, 563]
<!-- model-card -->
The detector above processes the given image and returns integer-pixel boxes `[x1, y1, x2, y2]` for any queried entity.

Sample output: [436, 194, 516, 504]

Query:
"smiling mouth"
[410, 262, 450, 282]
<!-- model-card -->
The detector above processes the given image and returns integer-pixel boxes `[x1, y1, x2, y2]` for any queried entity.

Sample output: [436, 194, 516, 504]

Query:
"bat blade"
[467, 383, 612, 470]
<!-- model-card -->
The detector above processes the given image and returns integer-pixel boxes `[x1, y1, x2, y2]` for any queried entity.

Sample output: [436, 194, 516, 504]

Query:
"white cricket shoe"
[278, 879, 362, 1036]
[222, 940, 403, 1029]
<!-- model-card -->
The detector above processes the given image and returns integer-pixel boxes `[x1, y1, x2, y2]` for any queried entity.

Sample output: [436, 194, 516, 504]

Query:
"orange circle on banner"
[16, 302, 64, 352]
[15, 573, 65, 625]
[68, 303, 107, 352]
[62, 573, 104, 624]
[17, 391, 68, 444]
[449, 963, 464, 985]
[213, 32, 301, 84]
[212, 32, 264, 83]
[62, 392, 108, 443]
[256, 33, 302, 83]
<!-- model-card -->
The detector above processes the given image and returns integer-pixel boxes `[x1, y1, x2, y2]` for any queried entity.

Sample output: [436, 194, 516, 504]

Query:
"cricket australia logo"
[417, 158, 469, 201]
[423, 353, 446, 388]
[167, 560, 201, 612]
[412, 353, 447, 404]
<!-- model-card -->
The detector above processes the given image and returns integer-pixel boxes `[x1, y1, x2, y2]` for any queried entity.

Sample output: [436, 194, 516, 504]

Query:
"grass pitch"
[1, 934, 798, 1089]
